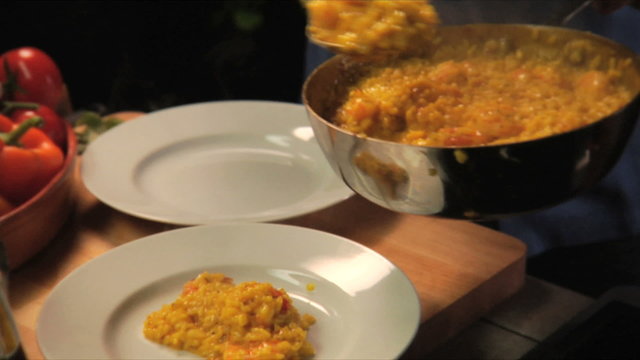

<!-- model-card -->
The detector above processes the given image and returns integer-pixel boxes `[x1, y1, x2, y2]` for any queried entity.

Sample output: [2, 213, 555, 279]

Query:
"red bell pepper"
[0, 114, 64, 205]
[3, 101, 67, 148]
[0, 47, 71, 117]
[0, 139, 12, 216]
[0, 193, 13, 217]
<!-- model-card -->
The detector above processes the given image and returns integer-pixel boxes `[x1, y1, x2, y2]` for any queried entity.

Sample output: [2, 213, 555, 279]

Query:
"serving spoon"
[303, 0, 439, 57]
[547, 0, 595, 26]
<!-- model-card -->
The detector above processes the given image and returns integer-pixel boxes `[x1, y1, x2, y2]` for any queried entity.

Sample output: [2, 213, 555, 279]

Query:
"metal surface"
[302, 24, 640, 220]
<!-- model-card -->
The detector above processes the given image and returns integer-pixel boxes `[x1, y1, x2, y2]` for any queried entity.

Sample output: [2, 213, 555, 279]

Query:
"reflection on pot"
[354, 151, 408, 199]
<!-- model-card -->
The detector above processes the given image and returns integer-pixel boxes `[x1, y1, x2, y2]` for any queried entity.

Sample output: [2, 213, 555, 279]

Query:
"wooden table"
[8, 113, 527, 359]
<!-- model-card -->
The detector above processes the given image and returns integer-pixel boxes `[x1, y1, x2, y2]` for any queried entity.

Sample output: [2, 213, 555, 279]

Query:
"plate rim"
[80, 100, 353, 226]
[36, 222, 421, 360]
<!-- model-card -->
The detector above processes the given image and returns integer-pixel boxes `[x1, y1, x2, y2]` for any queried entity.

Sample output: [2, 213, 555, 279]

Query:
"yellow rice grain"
[334, 48, 634, 147]
[305, 0, 439, 57]
[143, 272, 316, 360]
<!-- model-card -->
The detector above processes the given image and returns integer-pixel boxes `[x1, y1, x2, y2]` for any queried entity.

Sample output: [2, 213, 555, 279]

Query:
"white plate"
[37, 223, 421, 359]
[81, 101, 353, 225]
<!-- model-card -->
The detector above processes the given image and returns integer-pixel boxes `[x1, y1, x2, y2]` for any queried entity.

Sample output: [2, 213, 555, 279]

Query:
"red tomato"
[0, 47, 70, 116]
[10, 104, 67, 148]
[0, 194, 14, 217]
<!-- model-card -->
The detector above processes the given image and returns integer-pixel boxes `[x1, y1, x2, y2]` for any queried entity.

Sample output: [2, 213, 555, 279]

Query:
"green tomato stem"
[0, 116, 43, 146]
[1, 101, 40, 115]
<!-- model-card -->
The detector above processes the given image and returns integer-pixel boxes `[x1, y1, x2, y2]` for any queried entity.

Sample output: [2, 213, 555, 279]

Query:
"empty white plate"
[81, 100, 353, 225]
[37, 223, 421, 359]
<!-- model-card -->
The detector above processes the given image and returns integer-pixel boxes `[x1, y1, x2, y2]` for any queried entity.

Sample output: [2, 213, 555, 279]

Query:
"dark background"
[0, 0, 308, 114]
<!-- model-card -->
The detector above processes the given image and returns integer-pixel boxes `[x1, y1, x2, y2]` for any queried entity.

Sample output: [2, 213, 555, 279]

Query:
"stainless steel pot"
[302, 24, 640, 220]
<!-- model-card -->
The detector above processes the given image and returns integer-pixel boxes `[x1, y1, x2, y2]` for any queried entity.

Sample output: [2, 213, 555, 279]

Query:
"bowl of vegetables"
[0, 47, 77, 269]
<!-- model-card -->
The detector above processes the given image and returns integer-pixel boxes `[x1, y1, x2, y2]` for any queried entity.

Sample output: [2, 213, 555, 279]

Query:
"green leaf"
[233, 10, 263, 32]
[75, 111, 103, 129]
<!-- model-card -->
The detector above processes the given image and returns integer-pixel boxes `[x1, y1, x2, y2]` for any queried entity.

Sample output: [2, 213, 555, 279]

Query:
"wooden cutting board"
[280, 196, 527, 355]
[9, 112, 526, 359]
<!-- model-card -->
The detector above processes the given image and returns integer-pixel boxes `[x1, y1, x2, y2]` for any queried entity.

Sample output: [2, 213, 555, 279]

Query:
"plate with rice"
[37, 223, 420, 359]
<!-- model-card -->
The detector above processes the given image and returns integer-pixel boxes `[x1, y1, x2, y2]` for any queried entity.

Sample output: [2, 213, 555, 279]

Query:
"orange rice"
[143, 272, 316, 360]
[334, 50, 634, 147]
[305, 0, 439, 56]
